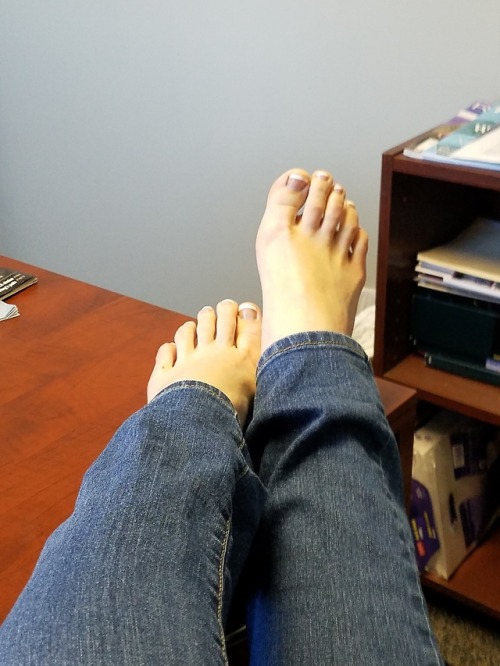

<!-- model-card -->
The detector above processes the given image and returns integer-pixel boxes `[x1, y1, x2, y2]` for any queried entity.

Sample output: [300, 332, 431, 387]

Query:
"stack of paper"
[0, 300, 19, 321]
[415, 218, 500, 304]
[413, 218, 500, 384]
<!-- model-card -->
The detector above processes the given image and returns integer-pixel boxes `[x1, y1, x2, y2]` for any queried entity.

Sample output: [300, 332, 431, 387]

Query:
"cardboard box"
[410, 410, 499, 580]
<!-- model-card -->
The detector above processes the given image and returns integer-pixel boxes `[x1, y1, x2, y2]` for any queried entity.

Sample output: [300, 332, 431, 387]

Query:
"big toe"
[236, 302, 262, 355]
[260, 169, 311, 233]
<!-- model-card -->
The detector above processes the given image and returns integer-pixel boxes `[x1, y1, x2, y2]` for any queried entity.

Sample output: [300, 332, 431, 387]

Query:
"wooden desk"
[0, 256, 416, 625]
[0, 256, 189, 622]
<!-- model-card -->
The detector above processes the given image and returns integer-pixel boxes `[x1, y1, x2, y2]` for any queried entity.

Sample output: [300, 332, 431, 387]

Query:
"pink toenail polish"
[286, 174, 309, 192]
[238, 302, 259, 320]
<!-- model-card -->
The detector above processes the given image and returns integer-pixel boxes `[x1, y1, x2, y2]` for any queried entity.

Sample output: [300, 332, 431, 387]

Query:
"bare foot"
[147, 299, 261, 425]
[256, 169, 368, 351]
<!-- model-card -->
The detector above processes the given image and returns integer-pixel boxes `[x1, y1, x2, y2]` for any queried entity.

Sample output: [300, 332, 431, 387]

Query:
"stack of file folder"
[412, 217, 500, 385]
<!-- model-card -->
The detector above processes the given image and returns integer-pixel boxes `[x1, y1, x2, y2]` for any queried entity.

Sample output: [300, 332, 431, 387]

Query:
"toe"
[268, 168, 310, 198]
[300, 171, 334, 233]
[351, 226, 369, 266]
[321, 182, 346, 236]
[154, 341, 177, 370]
[215, 299, 238, 345]
[174, 320, 197, 358]
[263, 169, 311, 226]
[147, 342, 177, 402]
[335, 201, 360, 253]
[196, 306, 216, 346]
[236, 302, 262, 353]
[238, 302, 260, 321]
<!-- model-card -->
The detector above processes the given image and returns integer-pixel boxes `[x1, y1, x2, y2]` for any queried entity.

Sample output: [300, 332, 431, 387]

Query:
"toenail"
[219, 299, 238, 306]
[238, 302, 259, 320]
[286, 173, 309, 191]
[314, 171, 331, 181]
[346, 199, 357, 208]
[334, 183, 344, 194]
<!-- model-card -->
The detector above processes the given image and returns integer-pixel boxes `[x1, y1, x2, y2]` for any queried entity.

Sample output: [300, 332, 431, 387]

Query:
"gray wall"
[1, 1, 499, 315]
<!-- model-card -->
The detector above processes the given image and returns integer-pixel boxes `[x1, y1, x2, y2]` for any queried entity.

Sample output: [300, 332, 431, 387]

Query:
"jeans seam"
[153, 381, 240, 423]
[217, 515, 232, 666]
[257, 339, 368, 377]
[377, 441, 443, 665]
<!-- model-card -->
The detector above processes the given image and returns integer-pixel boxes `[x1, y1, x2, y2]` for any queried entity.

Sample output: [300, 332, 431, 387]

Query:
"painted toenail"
[314, 171, 330, 181]
[238, 302, 259, 320]
[286, 173, 309, 192]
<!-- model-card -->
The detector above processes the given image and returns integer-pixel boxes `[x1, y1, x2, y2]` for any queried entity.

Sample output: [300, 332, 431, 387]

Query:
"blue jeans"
[0, 333, 444, 665]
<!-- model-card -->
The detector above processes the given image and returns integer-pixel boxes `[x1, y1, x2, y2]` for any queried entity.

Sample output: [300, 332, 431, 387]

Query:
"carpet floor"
[427, 596, 500, 666]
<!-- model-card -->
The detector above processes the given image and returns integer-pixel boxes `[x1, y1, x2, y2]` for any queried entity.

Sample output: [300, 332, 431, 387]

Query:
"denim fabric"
[0, 382, 266, 665]
[0, 333, 443, 665]
[245, 332, 443, 665]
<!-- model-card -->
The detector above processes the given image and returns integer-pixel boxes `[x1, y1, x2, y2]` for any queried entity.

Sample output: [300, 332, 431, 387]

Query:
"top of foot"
[256, 169, 368, 352]
[147, 299, 261, 426]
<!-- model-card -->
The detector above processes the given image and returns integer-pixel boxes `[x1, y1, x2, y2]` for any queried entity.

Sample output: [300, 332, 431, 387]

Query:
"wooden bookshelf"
[373, 139, 500, 621]
[385, 355, 500, 426]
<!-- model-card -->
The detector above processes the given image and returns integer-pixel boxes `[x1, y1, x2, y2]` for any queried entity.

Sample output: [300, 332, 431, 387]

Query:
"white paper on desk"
[0, 300, 19, 321]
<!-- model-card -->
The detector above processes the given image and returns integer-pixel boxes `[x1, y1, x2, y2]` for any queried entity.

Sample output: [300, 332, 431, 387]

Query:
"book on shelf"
[413, 218, 500, 385]
[425, 349, 500, 387]
[415, 270, 500, 305]
[415, 217, 500, 304]
[0, 266, 38, 300]
[416, 102, 500, 170]
[411, 290, 500, 364]
[403, 100, 491, 160]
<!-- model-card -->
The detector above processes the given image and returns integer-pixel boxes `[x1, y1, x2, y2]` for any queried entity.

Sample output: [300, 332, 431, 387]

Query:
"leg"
[245, 170, 444, 665]
[0, 300, 266, 666]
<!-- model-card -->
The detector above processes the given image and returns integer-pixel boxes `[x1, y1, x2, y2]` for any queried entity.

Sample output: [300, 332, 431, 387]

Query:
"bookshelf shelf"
[395, 150, 500, 190]
[385, 355, 500, 426]
[374, 137, 500, 622]
[424, 523, 500, 620]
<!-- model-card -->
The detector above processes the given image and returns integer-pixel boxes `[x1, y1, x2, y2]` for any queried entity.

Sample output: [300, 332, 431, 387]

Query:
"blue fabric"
[0, 333, 443, 665]
[245, 333, 443, 665]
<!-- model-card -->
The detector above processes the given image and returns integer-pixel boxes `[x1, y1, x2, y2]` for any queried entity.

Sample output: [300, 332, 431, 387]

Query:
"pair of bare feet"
[147, 169, 368, 425]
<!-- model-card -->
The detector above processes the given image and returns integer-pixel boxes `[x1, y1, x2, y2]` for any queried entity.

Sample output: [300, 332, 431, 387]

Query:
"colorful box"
[410, 410, 500, 579]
